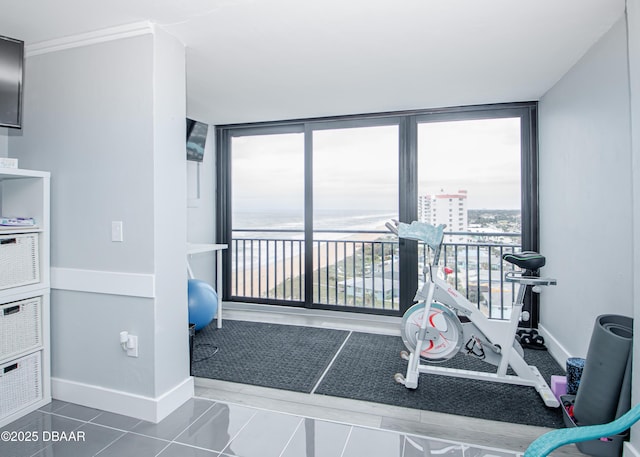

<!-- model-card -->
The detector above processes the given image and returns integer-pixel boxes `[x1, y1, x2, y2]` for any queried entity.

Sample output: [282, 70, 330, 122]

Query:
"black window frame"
[216, 102, 539, 324]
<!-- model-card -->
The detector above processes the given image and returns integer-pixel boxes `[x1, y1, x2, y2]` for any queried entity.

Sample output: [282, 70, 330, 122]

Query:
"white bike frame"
[397, 239, 559, 408]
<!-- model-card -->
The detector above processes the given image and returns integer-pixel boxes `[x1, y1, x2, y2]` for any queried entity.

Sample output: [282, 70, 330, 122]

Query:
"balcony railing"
[231, 229, 521, 319]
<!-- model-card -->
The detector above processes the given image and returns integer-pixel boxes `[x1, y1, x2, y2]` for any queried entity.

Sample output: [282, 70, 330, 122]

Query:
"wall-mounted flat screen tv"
[0, 35, 24, 129]
[186, 118, 208, 162]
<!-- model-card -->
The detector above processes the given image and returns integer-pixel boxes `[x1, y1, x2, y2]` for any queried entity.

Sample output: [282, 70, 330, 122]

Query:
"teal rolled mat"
[573, 314, 633, 426]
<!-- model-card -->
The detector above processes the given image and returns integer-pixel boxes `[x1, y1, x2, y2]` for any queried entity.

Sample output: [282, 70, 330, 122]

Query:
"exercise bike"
[386, 220, 559, 408]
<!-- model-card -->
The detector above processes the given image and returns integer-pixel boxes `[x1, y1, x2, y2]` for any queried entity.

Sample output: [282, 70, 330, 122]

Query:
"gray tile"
[403, 436, 520, 457]
[281, 418, 351, 457]
[16, 412, 84, 434]
[132, 398, 214, 440]
[175, 403, 256, 452]
[32, 423, 124, 457]
[1, 410, 46, 432]
[0, 412, 84, 457]
[95, 432, 169, 457]
[221, 410, 301, 457]
[38, 400, 70, 413]
[342, 426, 404, 457]
[158, 443, 220, 457]
[54, 403, 103, 422]
[403, 435, 465, 457]
[90, 411, 142, 431]
[0, 434, 49, 457]
[465, 447, 519, 457]
[2, 396, 525, 457]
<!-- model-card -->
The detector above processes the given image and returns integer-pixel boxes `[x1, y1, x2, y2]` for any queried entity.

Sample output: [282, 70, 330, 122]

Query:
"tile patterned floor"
[1, 397, 524, 457]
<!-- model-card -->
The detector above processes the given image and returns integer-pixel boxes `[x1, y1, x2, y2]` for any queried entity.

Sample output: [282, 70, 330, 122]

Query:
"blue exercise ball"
[188, 279, 218, 331]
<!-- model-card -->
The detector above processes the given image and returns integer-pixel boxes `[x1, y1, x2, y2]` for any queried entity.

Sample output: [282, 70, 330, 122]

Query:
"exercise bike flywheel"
[400, 301, 464, 362]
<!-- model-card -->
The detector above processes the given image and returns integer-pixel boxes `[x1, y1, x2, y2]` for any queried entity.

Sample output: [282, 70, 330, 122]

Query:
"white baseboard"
[538, 323, 572, 367]
[625, 442, 640, 457]
[51, 376, 194, 423]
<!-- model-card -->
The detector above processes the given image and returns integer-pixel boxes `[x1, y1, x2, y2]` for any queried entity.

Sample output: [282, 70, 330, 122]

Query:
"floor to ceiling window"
[230, 130, 305, 302]
[217, 103, 538, 322]
[312, 124, 399, 310]
[417, 116, 523, 319]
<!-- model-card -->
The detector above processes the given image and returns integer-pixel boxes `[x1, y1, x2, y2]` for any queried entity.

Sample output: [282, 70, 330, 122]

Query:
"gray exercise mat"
[313, 332, 565, 428]
[191, 319, 349, 393]
[193, 320, 565, 427]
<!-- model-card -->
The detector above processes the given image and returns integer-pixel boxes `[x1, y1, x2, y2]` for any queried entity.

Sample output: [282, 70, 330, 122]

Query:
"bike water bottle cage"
[502, 251, 545, 273]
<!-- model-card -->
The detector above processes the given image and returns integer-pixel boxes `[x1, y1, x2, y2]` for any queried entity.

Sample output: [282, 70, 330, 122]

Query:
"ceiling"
[0, 0, 626, 125]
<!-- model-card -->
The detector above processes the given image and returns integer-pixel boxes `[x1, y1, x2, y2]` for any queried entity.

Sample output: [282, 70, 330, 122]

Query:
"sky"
[231, 117, 521, 215]
[418, 117, 521, 209]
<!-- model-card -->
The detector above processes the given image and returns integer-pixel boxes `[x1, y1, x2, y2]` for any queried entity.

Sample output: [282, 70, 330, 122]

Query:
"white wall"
[7, 27, 191, 421]
[186, 128, 217, 285]
[627, 0, 640, 453]
[18, 37, 156, 272]
[539, 13, 640, 453]
[538, 15, 633, 361]
[0, 129, 7, 156]
[151, 26, 189, 397]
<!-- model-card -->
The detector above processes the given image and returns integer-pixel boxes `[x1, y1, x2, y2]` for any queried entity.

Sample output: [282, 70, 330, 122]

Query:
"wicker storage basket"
[0, 233, 40, 290]
[0, 352, 42, 418]
[0, 296, 42, 360]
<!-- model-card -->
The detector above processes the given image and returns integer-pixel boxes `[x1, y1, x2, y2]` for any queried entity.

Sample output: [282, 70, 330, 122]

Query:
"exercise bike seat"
[503, 251, 545, 271]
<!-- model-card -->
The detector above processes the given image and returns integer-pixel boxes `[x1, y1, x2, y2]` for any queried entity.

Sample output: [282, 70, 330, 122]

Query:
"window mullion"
[304, 124, 314, 307]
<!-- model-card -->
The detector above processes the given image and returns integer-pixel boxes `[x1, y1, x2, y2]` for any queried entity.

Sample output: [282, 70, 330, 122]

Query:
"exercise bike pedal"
[516, 330, 547, 350]
[400, 350, 410, 361]
[394, 373, 406, 385]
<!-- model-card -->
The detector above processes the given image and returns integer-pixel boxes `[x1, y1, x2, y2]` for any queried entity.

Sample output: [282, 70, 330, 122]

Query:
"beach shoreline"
[231, 226, 391, 298]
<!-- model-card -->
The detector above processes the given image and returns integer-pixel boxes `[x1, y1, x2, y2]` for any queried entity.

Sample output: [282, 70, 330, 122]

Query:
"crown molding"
[25, 21, 155, 58]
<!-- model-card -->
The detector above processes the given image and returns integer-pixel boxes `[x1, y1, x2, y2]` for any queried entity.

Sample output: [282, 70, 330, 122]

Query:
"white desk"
[187, 243, 228, 328]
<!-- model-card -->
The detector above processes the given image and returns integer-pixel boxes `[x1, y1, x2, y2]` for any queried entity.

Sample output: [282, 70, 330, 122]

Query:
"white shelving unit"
[0, 168, 51, 428]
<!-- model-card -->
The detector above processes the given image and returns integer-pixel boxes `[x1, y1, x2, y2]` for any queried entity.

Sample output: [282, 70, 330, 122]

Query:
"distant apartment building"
[418, 189, 468, 233]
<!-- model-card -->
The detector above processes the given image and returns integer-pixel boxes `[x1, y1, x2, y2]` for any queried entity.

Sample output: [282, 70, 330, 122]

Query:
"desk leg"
[216, 249, 223, 328]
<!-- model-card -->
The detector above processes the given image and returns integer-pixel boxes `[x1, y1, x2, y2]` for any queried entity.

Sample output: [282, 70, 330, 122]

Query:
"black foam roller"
[566, 357, 585, 395]
[573, 314, 633, 425]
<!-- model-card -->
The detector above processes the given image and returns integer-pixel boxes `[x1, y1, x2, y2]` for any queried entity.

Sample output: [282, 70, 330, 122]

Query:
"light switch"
[111, 221, 124, 242]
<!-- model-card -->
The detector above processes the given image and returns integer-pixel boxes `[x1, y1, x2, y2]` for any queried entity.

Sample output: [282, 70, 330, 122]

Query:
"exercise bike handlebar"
[387, 220, 446, 267]
[505, 271, 557, 286]
[385, 221, 399, 235]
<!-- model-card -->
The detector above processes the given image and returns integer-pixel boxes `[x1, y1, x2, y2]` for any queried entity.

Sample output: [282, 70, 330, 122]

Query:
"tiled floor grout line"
[41, 408, 177, 457]
[217, 408, 259, 456]
[162, 401, 240, 456]
[195, 395, 524, 457]
[46, 409, 141, 435]
[338, 425, 354, 457]
[167, 399, 217, 443]
[88, 413, 144, 431]
[310, 331, 353, 395]
[14, 398, 528, 457]
[91, 429, 127, 457]
[277, 417, 304, 457]
[167, 440, 221, 455]
[152, 440, 174, 457]
[120, 429, 172, 442]
[36, 399, 227, 457]
[28, 408, 94, 457]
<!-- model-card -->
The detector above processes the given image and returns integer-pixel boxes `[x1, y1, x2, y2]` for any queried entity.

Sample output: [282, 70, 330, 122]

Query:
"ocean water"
[233, 210, 398, 238]
[232, 210, 398, 268]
